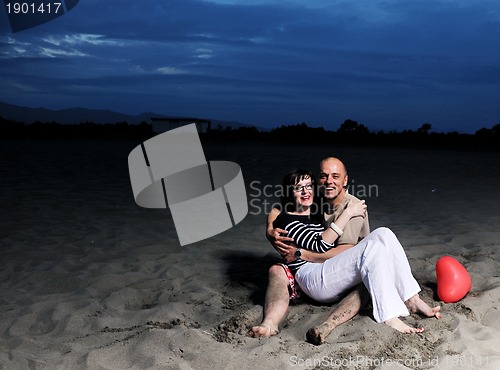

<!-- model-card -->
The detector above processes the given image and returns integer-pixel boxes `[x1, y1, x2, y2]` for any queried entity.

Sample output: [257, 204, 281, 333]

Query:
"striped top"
[273, 212, 335, 273]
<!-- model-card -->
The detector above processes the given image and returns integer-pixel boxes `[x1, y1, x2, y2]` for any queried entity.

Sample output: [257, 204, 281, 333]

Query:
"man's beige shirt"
[323, 192, 370, 245]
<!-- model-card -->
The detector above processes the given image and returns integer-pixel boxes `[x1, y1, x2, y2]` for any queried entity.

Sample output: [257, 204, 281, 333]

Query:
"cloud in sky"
[1, 0, 500, 132]
[157, 66, 187, 75]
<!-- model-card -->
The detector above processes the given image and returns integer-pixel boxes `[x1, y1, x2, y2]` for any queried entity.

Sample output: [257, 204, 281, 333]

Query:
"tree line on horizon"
[1, 115, 499, 151]
[209, 119, 500, 151]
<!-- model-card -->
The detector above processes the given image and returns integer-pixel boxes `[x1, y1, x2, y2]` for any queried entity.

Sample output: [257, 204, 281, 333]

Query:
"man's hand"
[267, 227, 297, 260]
[279, 242, 300, 264]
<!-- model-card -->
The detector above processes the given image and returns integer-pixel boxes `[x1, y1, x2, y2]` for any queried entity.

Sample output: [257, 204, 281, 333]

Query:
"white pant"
[295, 227, 421, 323]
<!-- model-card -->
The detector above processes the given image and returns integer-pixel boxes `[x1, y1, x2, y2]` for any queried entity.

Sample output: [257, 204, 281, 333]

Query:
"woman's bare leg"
[250, 265, 290, 337]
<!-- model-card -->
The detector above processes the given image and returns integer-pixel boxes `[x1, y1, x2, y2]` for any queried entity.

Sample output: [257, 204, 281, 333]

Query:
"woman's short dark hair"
[280, 169, 316, 212]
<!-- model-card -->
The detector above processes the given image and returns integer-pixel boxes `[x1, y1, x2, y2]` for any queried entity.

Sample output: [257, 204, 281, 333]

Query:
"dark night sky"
[1, 0, 500, 133]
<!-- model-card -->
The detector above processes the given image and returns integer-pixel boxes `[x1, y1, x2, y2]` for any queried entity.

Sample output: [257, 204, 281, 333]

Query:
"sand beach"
[1, 138, 499, 369]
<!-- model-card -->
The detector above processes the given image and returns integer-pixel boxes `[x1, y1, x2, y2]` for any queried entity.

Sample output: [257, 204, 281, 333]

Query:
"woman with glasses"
[274, 169, 440, 333]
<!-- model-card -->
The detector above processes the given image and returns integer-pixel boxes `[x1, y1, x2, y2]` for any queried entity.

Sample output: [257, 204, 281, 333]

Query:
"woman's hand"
[346, 199, 367, 218]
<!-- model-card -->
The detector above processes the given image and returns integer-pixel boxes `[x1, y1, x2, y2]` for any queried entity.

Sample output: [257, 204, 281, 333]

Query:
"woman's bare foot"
[249, 323, 279, 338]
[306, 322, 333, 345]
[384, 317, 424, 333]
[405, 295, 441, 319]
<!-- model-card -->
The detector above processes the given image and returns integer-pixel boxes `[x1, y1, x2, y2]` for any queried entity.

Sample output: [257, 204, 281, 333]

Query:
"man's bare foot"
[405, 295, 441, 319]
[384, 317, 424, 333]
[306, 322, 333, 345]
[249, 323, 279, 338]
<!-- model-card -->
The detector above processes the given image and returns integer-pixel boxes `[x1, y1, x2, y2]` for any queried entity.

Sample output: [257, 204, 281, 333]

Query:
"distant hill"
[0, 101, 261, 129]
[0, 101, 157, 124]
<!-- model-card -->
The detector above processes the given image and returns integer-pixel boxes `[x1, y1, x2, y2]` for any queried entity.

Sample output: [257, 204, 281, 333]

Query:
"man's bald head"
[319, 157, 347, 176]
[318, 157, 348, 204]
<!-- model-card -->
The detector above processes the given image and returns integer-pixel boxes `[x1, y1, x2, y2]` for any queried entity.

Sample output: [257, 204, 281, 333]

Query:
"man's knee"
[268, 265, 290, 285]
[373, 226, 395, 239]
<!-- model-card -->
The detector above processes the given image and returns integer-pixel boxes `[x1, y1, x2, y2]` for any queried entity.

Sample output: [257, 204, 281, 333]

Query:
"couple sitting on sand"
[250, 157, 440, 344]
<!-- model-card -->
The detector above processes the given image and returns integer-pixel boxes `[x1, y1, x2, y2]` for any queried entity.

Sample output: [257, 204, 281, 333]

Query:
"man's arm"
[266, 207, 297, 256]
[266, 207, 283, 242]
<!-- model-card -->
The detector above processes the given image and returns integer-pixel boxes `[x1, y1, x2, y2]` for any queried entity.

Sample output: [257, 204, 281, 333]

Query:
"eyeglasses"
[292, 183, 313, 192]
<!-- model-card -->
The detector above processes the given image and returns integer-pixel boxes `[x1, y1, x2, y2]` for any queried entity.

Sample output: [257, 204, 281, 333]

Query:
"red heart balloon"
[436, 256, 472, 303]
